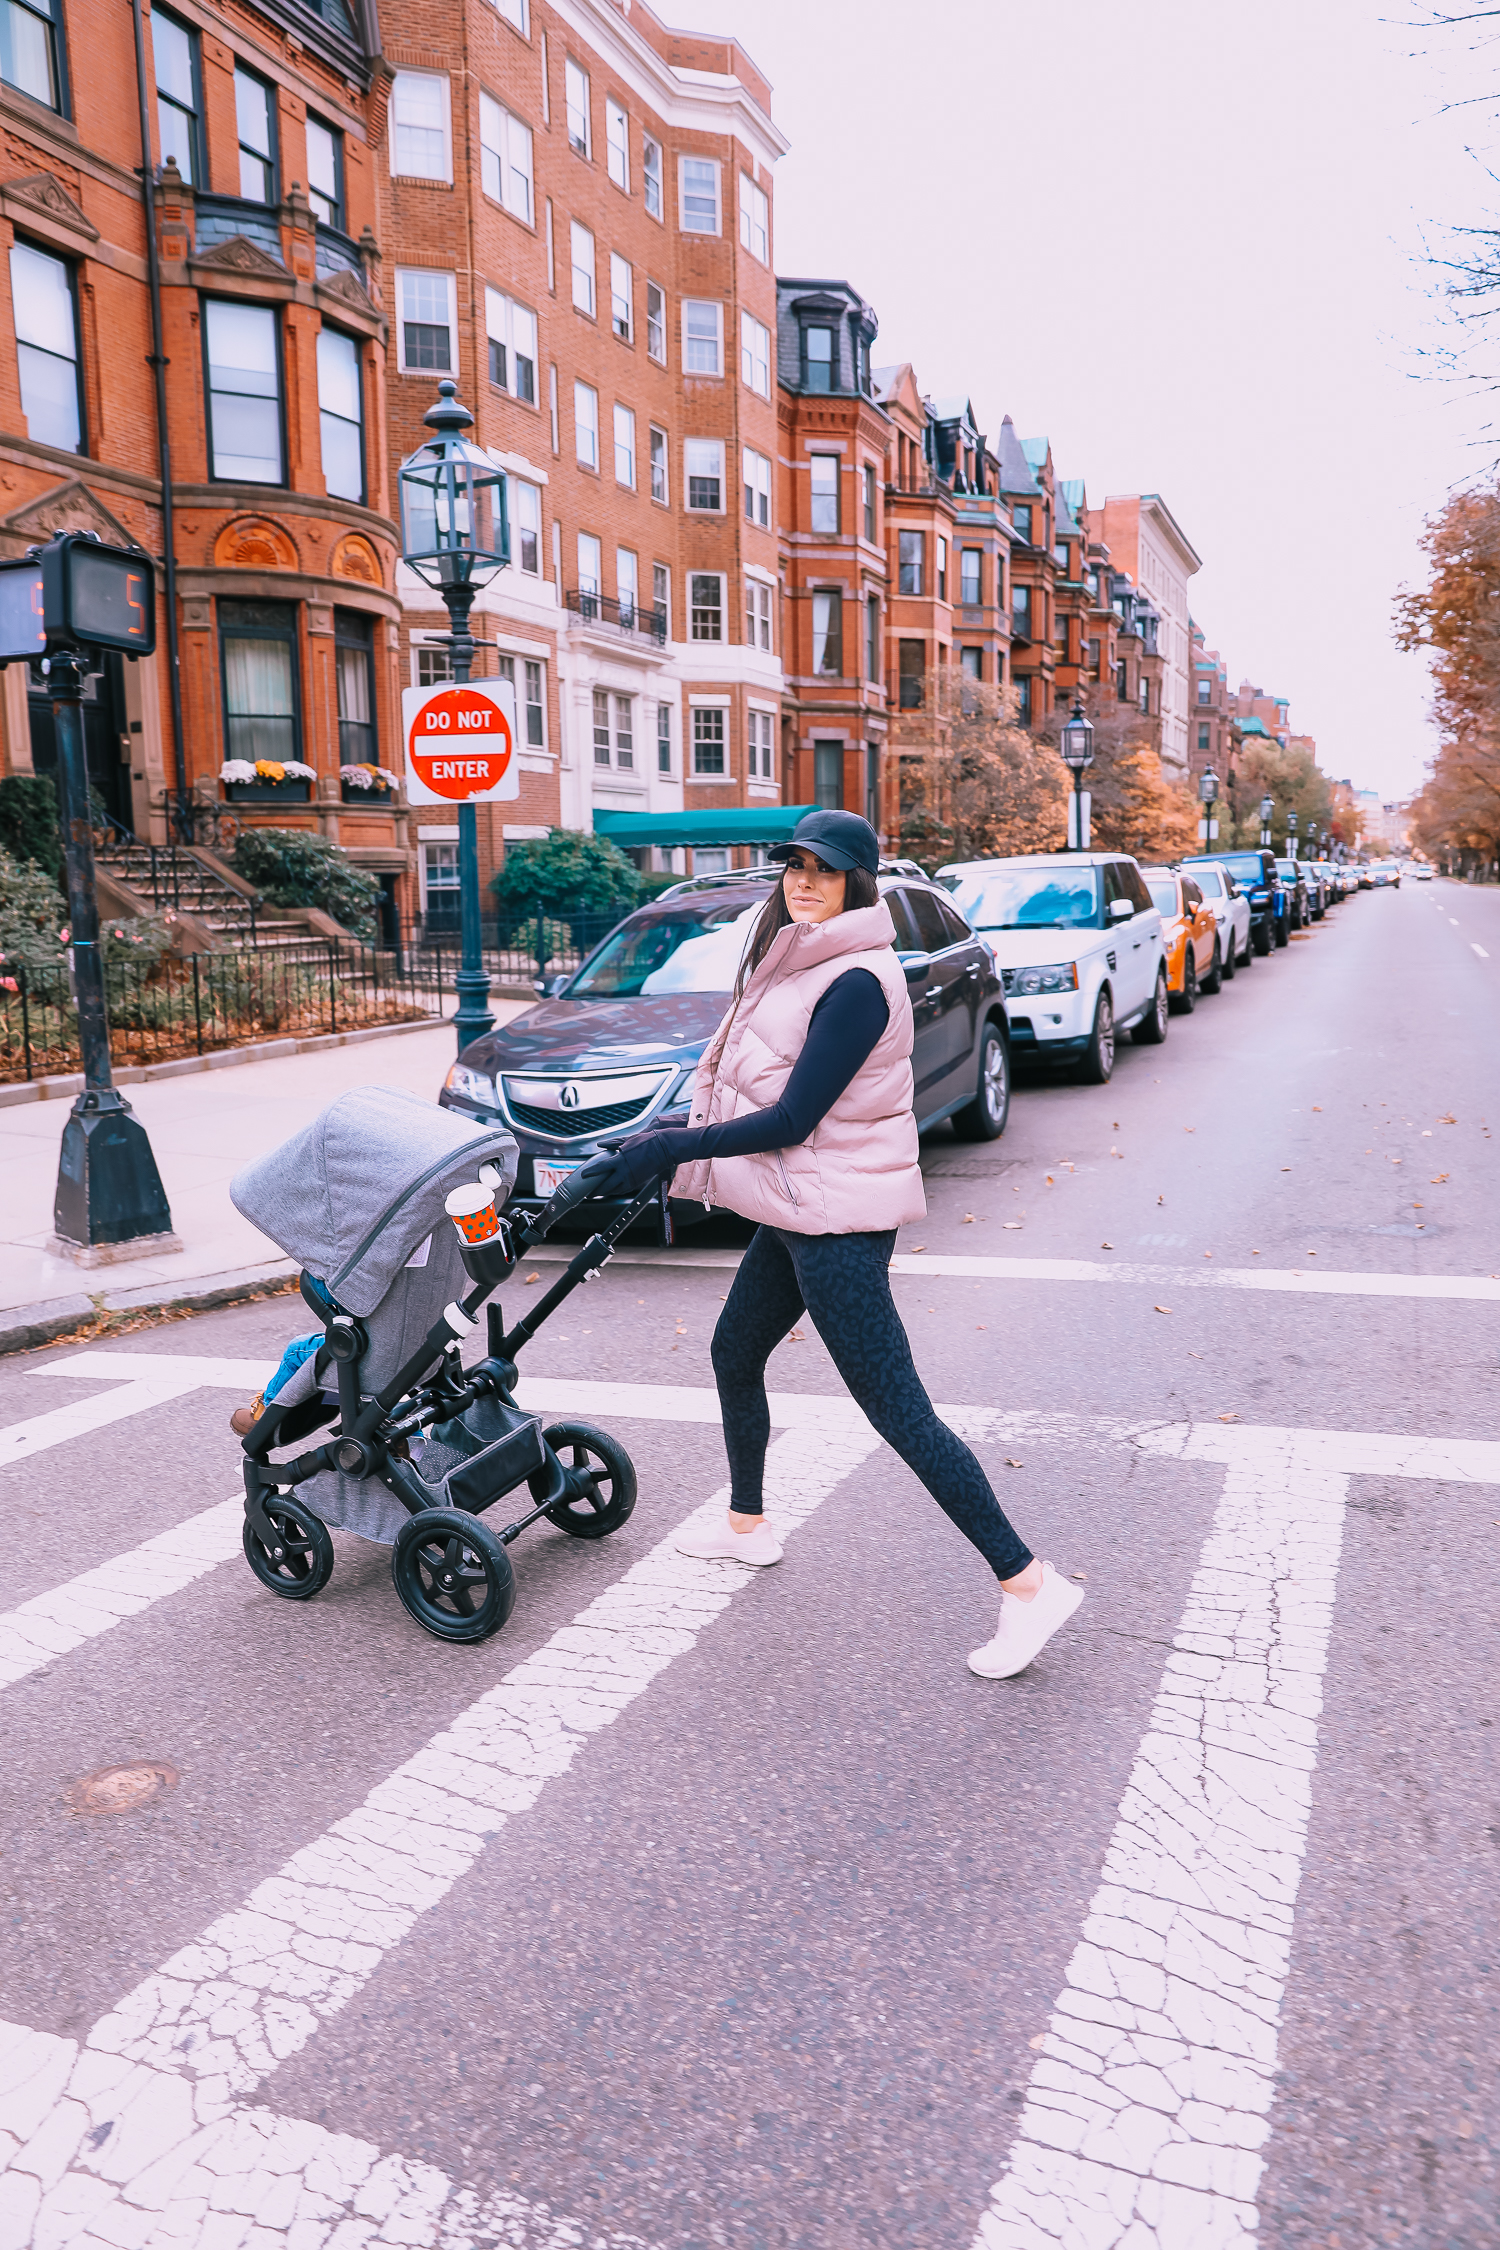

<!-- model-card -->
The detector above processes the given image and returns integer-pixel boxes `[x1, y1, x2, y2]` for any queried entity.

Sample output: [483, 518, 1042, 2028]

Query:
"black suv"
[1181, 849, 1285, 955]
[440, 865, 1011, 1239]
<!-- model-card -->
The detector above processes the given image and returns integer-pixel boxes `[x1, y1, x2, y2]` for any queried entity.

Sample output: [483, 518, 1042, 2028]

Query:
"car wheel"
[1170, 953, 1198, 1015]
[1221, 932, 1236, 981]
[1077, 989, 1115, 1083]
[1201, 939, 1223, 995]
[1132, 966, 1170, 1045]
[952, 1020, 1010, 1139]
[1252, 920, 1271, 957]
[1275, 914, 1290, 948]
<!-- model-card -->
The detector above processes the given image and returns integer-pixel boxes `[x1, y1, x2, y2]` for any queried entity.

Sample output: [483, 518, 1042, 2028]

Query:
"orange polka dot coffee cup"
[445, 1183, 500, 1243]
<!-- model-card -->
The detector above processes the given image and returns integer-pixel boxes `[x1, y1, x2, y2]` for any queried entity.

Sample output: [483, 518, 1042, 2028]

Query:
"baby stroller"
[229, 1086, 661, 1643]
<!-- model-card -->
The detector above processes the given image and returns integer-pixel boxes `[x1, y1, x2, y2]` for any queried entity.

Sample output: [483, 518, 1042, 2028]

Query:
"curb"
[0, 1012, 452, 1110]
[0, 1258, 301, 1357]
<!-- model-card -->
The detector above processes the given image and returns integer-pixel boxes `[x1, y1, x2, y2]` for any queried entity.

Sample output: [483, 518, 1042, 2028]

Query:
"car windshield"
[942, 866, 1102, 930]
[1144, 876, 1179, 918]
[1274, 861, 1300, 879]
[1215, 853, 1269, 885]
[1195, 870, 1225, 896]
[568, 898, 767, 998]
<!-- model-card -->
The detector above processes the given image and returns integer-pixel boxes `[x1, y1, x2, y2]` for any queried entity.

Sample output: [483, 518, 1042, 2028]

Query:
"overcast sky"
[665, 0, 1498, 801]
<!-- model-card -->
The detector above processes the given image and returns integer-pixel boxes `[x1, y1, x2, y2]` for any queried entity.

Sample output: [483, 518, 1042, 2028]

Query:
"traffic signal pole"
[48, 645, 177, 1262]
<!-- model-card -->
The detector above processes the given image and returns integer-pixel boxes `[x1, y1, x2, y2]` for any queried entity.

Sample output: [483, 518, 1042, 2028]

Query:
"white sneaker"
[967, 1563, 1083, 1678]
[675, 1514, 784, 1566]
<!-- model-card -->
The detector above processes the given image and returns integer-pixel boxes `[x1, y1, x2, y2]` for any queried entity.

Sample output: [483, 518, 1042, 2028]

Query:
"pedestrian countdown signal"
[0, 535, 156, 661]
[402, 677, 519, 804]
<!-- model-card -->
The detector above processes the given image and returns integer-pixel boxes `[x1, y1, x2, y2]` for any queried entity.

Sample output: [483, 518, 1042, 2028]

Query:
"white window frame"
[810, 453, 839, 535]
[478, 91, 533, 222]
[496, 652, 545, 748]
[678, 153, 720, 234]
[616, 546, 639, 618]
[682, 297, 723, 377]
[577, 530, 602, 598]
[564, 57, 590, 156]
[511, 478, 541, 575]
[747, 706, 775, 778]
[642, 134, 663, 219]
[390, 70, 451, 182]
[652, 562, 670, 635]
[488, 0, 526, 28]
[738, 171, 768, 262]
[484, 286, 537, 404]
[739, 308, 770, 398]
[691, 702, 728, 772]
[609, 251, 632, 341]
[569, 219, 595, 315]
[645, 278, 666, 363]
[745, 580, 772, 653]
[574, 379, 599, 469]
[649, 425, 668, 505]
[605, 96, 629, 189]
[613, 400, 636, 488]
[742, 446, 771, 528]
[395, 267, 457, 375]
[656, 700, 672, 774]
[684, 437, 724, 514]
[689, 572, 725, 643]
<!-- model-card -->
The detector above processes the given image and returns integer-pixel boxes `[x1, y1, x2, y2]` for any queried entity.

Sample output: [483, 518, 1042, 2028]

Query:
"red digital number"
[126, 571, 146, 639]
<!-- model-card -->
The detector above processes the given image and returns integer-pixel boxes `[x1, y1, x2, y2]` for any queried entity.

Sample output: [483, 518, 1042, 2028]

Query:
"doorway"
[27, 652, 133, 836]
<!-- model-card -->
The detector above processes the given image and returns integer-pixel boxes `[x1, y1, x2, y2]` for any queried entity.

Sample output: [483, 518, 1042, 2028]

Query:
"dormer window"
[804, 324, 834, 392]
[856, 332, 870, 393]
[1012, 503, 1032, 544]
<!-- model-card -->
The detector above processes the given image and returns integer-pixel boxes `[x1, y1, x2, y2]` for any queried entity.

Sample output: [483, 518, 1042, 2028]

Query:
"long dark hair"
[731, 862, 880, 1004]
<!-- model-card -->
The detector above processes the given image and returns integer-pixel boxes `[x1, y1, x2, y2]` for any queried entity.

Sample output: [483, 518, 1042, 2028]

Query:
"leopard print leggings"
[711, 1225, 1034, 1581]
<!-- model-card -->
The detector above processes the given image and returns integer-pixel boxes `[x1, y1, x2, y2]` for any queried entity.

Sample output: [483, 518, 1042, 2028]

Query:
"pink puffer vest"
[672, 899, 926, 1236]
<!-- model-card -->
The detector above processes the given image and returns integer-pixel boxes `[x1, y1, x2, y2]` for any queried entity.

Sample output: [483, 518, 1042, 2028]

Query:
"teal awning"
[594, 805, 819, 849]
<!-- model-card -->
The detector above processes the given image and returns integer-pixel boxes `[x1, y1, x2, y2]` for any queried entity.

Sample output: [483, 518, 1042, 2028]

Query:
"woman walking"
[576, 809, 1080, 1679]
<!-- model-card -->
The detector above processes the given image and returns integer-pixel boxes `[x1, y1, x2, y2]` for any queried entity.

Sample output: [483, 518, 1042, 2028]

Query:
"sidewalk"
[0, 1006, 531, 1348]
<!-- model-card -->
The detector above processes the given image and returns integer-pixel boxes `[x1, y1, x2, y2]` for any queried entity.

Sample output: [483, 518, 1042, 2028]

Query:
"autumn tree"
[1396, 484, 1500, 869]
[1029, 692, 1199, 862]
[893, 672, 1068, 870]
[1221, 738, 1338, 852]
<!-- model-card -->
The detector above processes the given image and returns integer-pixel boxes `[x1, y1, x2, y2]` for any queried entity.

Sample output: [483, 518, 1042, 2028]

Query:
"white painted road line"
[1473, 943, 1489, 959]
[972, 1416, 1500, 2250]
[520, 1244, 1500, 1303]
[8, 1421, 879, 2247]
[0, 1362, 253, 1471]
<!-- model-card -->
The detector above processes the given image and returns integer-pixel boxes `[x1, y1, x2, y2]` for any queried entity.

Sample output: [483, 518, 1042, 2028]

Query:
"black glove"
[574, 1133, 669, 1201]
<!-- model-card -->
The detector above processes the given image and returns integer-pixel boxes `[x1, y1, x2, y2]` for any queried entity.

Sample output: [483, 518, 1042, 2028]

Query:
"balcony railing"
[565, 590, 668, 645]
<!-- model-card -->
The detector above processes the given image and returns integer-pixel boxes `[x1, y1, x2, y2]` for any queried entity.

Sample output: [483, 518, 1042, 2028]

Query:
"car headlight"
[445, 1061, 497, 1108]
[1010, 962, 1080, 996]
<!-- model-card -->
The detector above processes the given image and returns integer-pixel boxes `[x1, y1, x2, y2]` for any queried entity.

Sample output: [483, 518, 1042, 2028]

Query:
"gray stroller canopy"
[231, 1085, 518, 1316]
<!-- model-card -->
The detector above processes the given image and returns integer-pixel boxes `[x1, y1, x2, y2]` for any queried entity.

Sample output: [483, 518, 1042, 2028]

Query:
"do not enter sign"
[402, 678, 519, 804]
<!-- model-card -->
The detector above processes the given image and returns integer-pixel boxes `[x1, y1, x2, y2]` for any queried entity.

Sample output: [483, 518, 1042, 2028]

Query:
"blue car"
[1180, 848, 1286, 954]
[439, 864, 1011, 1241]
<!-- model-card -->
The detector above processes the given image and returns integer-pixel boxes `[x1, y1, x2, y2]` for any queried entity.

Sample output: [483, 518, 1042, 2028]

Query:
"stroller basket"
[227, 1085, 658, 1644]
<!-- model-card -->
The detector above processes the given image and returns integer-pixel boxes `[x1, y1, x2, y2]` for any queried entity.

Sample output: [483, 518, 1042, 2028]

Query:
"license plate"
[533, 1157, 584, 1199]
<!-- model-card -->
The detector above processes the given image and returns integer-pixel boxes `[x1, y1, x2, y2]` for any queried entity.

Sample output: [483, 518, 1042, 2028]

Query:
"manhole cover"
[67, 1761, 179, 1816]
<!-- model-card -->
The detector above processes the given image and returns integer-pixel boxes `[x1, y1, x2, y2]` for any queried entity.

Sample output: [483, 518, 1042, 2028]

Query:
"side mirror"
[1108, 898, 1134, 921]
[897, 949, 931, 975]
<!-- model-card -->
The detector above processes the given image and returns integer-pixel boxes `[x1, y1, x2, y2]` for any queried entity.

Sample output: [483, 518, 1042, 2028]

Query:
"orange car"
[1141, 866, 1221, 1011]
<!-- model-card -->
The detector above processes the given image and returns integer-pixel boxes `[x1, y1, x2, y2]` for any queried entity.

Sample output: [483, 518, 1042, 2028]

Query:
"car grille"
[507, 1094, 655, 1141]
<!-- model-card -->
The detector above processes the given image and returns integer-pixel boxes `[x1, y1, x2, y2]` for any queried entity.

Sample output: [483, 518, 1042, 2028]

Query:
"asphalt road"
[1, 874, 1497, 2250]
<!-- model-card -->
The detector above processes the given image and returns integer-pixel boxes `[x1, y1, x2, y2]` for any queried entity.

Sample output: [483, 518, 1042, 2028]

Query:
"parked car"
[937, 852, 1168, 1084]
[1296, 862, 1328, 919]
[440, 864, 1011, 1239]
[1273, 859, 1311, 931]
[1369, 859, 1402, 888]
[1170, 858, 1251, 979]
[1141, 866, 1221, 1011]
[1414, 862, 1434, 881]
[1181, 848, 1283, 955]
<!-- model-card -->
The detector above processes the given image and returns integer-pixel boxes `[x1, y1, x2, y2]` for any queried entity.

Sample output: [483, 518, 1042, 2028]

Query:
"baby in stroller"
[228, 1084, 659, 1642]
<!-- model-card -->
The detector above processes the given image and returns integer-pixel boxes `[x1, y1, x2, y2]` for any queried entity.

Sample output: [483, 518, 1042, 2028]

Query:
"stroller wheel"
[392, 1509, 516, 1643]
[242, 1500, 334, 1601]
[533, 1422, 638, 1541]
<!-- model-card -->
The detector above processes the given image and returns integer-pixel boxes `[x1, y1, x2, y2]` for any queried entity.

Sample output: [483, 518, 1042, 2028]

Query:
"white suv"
[937, 852, 1167, 1083]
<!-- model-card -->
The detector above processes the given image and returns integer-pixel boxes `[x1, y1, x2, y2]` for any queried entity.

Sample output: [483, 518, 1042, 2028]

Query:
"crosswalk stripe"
[8, 1420, 879, 2246]
[0, 1367, 230, 1472]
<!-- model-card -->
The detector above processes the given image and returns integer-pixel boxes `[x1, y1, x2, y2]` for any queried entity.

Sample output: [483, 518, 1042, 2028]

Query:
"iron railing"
[0, 943, 449, 1084]
[564, 589, 668, 645]
[417, 902, 629, 987]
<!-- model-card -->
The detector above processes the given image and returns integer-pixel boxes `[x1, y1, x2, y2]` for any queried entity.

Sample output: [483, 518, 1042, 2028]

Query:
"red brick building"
[0, 0, 401, 904]
[775, 276, 887, 833]
[995, 418, 1055, 728]
[376, 0, 787, 911]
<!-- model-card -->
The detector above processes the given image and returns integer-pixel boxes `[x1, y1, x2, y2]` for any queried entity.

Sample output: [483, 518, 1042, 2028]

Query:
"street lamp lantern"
[1259, 792, 1275, 850]
[1059, 699, 1094, 851]
[1199, 766, 1219, 805]
[398, 380, 511, 1052]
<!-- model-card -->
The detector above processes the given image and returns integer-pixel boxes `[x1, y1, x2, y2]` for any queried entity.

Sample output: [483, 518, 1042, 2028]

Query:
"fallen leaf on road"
[1184, 1126, 1195, 1133]
[1045, 1175, 1055, 1184]
[1071, 1571, 1087, 1581]
[1003, 1221, 1023, 1229]
[1432, 1173, 1449, 1183]
[1155, 1304, 1173, 1314]
[976, 1324, 987, 1331]
[963, 1213, 975, 1223]
[1005, 1458, 1024, 1468]
[1421, 1130, 1432, 1137]
[1157, 1194, 1165, 1205]
[789, 1328, 805, 1341]
[1313, 1106, 1323, 1111]
[1101, 1241, 1114, 1249]
[1111, 1147, 1124, 1157]
[526, 1272, 541, 1284]
[1441, 1113, 1457, 1123]
[1203, 1250, 1213, 1258]
[1218, 1413, 1241, 1422]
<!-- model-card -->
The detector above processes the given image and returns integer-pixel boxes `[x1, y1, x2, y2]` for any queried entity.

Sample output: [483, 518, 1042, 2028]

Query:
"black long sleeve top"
[601, 967, 890, 1196]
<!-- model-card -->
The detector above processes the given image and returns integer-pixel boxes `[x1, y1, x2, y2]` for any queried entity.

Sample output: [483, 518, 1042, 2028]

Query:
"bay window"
[205, 299, 282, 483]
[220, 599, 299, 765]
[10, 240, 82, 453]
[235, 66, 276, 203]
[812, 590, 842, 676]
[335, 609, 375, 767]
[391, 70, 450, 181]
[316, 326, 363, 503]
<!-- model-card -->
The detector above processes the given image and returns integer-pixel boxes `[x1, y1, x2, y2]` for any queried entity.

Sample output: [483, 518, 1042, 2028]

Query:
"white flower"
[220, 760, 257, 783]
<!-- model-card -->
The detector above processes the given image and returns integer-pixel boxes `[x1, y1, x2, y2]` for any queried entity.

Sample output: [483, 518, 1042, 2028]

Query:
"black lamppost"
[1198, 764, 1219, 850]
[1260, 794, 1275, 849]
[1287, 807, 1299, 858]
[398, 381, 509, 1054]
[1060, 699, 1095, 851]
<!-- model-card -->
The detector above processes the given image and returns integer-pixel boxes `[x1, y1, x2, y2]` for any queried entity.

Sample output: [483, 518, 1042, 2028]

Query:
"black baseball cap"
[768, 809, 880, 875]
